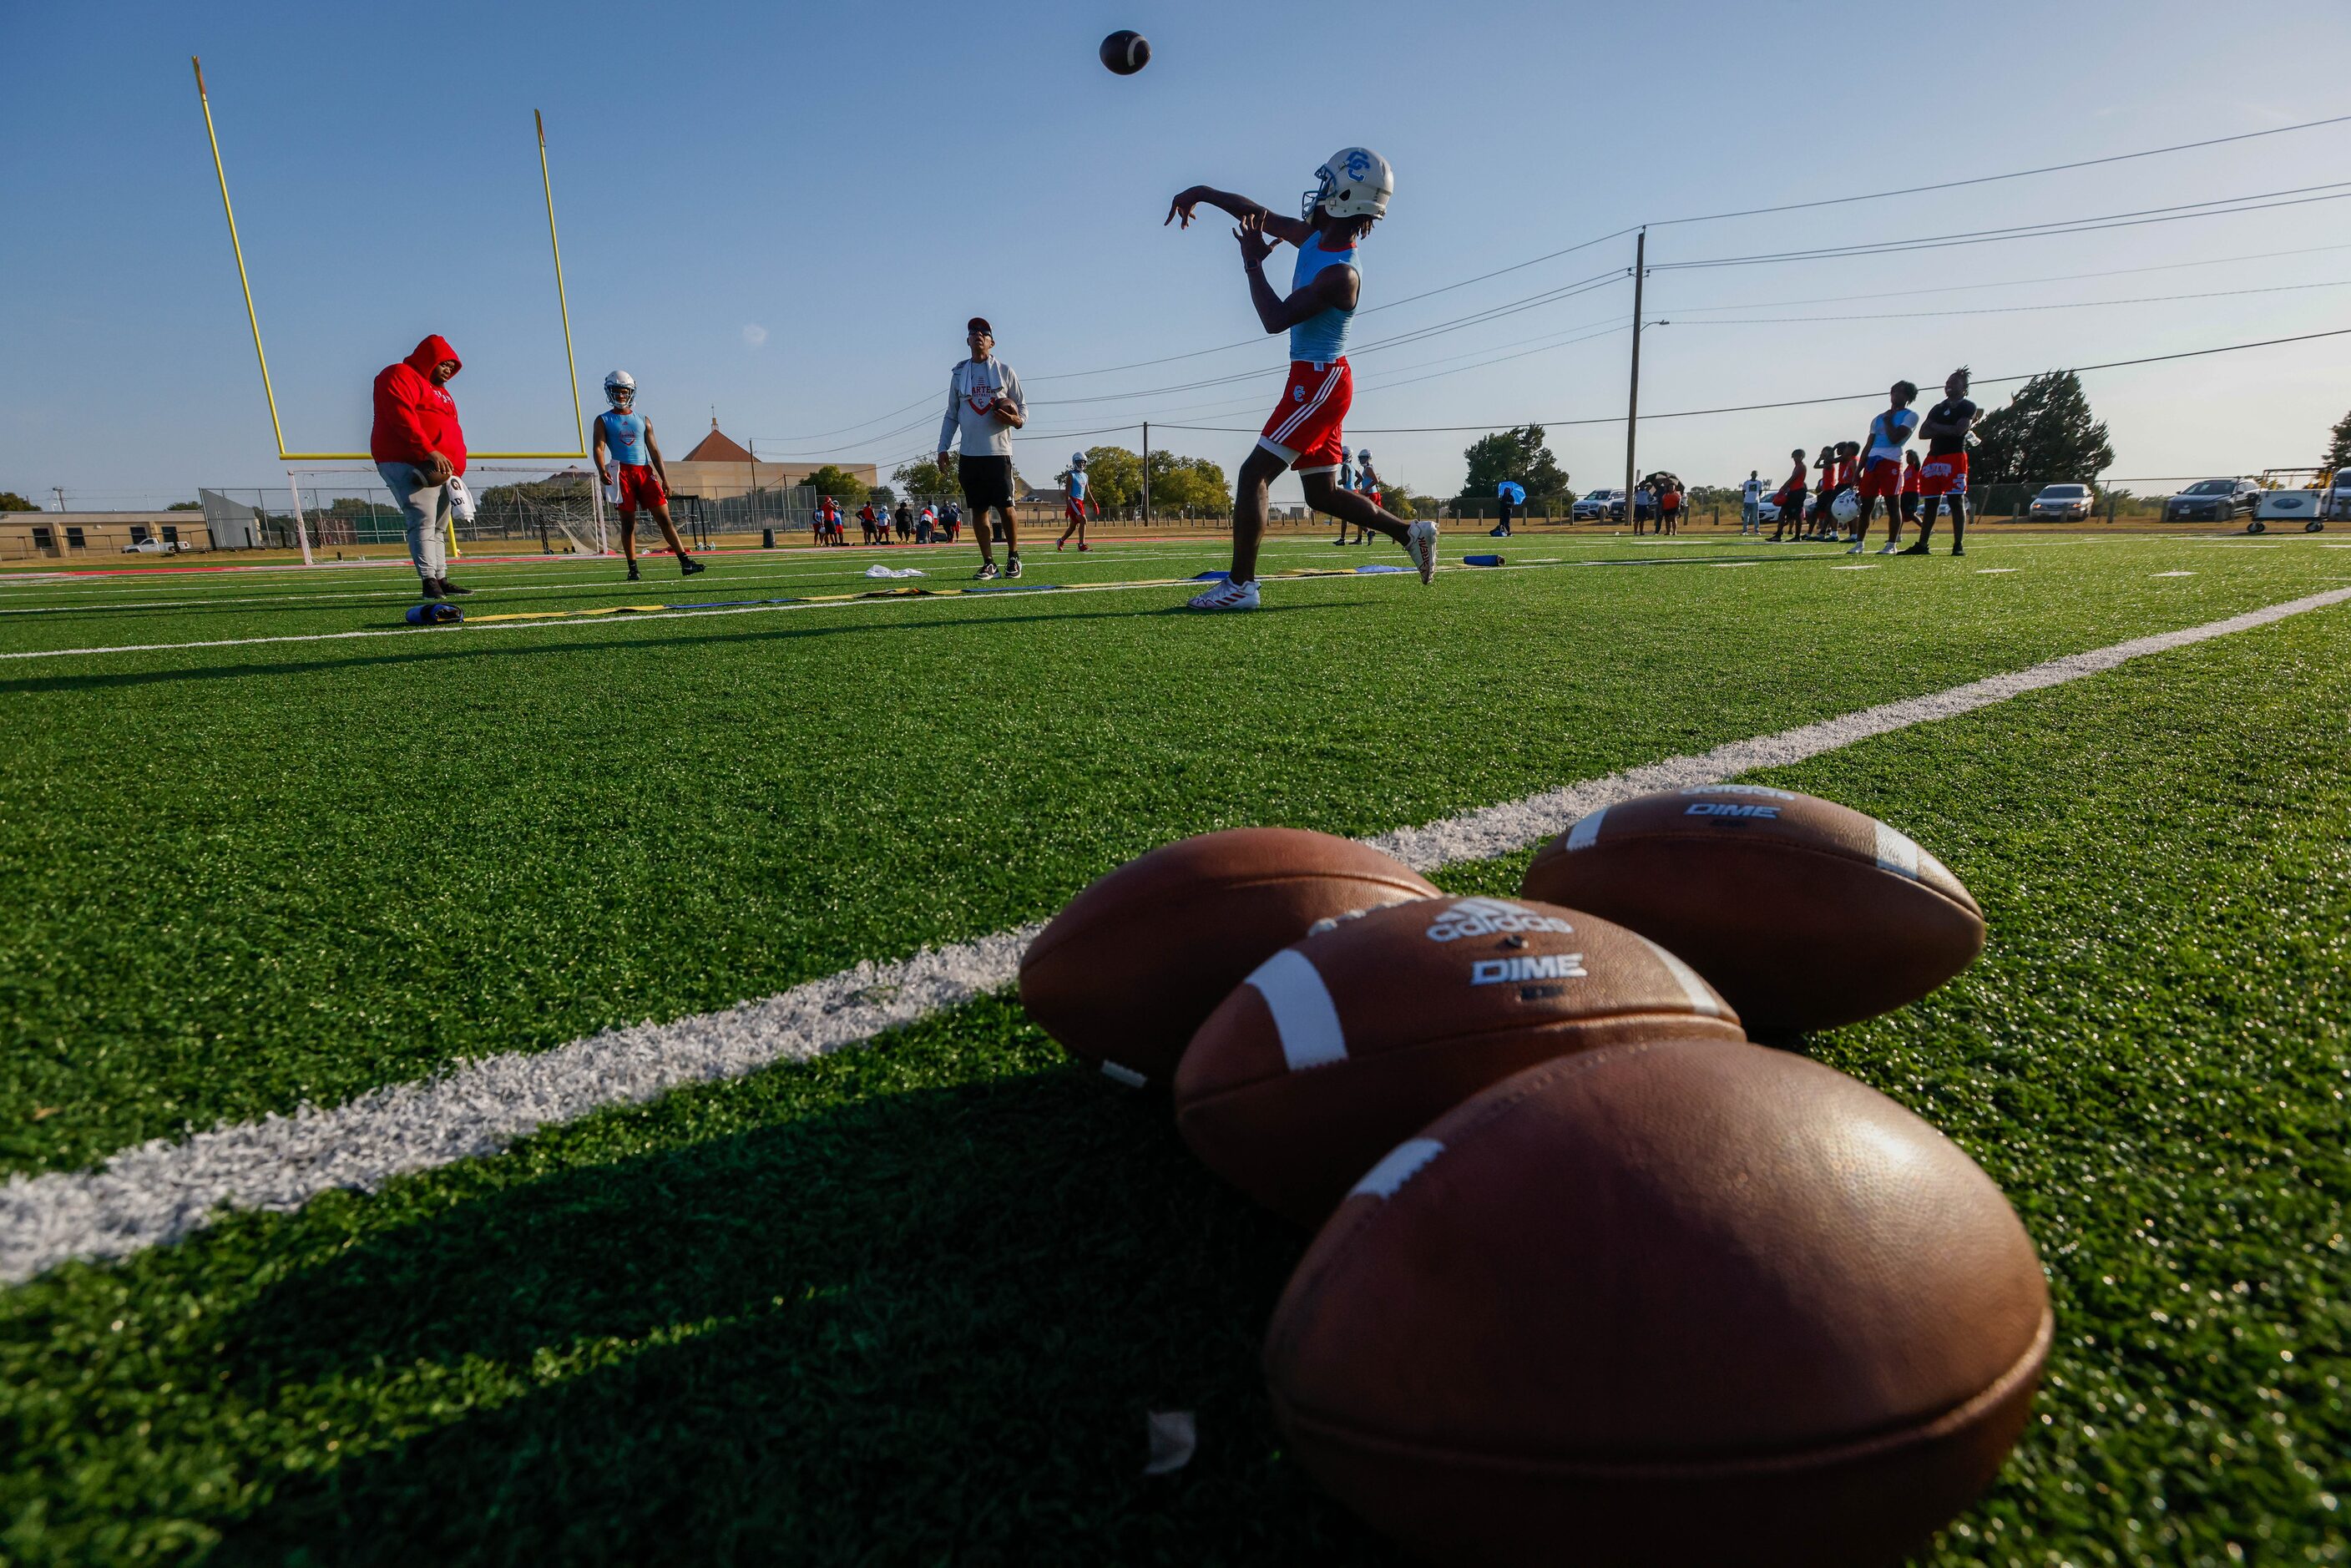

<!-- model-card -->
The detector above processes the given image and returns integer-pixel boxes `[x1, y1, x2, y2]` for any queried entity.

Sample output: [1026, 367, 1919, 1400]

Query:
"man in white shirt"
[1740, 471, 1763, 534]
[936, 316, 1029, 579]
[1852, 380, 1920, 554]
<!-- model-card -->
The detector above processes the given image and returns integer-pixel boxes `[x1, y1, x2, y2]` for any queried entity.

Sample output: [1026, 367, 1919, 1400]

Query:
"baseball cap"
[967, 317, 993, 335]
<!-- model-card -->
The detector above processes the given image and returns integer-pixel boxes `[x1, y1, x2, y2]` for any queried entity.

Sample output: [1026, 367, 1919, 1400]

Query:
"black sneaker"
[1898, 544, 1929, 556]
[680, 556, 707, 576]
[1951, 545, 1965, 557]
[437, 578, 473, 596]
[627, 566, 640, 581]
[1006, 554, 1023, 579]
[419, 577, 445, 599]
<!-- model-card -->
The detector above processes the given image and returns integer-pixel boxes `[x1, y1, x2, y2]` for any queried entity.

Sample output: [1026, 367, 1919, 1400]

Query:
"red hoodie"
[370, 335, 467, 473]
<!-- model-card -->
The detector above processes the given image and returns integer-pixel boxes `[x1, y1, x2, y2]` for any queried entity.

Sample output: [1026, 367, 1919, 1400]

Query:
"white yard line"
[4, 584, 2345, 1286]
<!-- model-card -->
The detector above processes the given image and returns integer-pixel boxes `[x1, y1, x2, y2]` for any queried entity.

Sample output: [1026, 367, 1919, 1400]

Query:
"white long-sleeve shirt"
[938, 357, 1026, 459]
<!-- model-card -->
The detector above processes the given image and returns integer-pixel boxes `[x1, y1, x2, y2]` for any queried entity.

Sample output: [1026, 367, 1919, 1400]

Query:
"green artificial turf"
[0, 534, 2345, 1564]
[0, 532, 2340, 1171]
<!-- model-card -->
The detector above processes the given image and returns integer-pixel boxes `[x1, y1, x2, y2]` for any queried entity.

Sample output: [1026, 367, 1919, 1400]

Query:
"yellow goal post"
[192, 58, 592, 468]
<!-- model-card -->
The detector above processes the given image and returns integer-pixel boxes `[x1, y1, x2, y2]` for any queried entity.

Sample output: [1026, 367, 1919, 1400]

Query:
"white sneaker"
[1877, 542, 1898, 554]
[1186, 577, 1260, 611]
[1846, 542, 1865, 554]
[1404, 520, 1438, 584]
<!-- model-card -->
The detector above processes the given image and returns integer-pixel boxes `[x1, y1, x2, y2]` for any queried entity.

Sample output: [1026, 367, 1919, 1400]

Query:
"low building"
[664, 422, 877, 502]
[1, 511, 211, 562]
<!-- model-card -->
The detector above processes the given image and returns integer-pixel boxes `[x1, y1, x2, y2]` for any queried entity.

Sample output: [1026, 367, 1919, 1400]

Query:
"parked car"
[1755, 495, 1782, 524]
[2327, 468, 2351, 523]
[1609, 493, 1657, 524]
[2161, 478, 2259, 523]
[2027, 483, 2096, 521]
[1573, 488, 1622, 522]
[120, 537, 186, 554]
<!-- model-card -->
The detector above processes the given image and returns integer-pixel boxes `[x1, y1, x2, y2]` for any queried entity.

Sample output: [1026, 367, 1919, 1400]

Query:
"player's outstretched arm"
[1167, 185, 1312, 244]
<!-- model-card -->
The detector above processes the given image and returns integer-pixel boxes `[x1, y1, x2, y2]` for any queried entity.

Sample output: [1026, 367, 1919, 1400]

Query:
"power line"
[1678, 277, 2351, 326]
[1651, 184, 2351, 271]
[1648, 113, 2351, 227]
[1145, 325, 2351, 433]
[1661, 242, 2351, 316]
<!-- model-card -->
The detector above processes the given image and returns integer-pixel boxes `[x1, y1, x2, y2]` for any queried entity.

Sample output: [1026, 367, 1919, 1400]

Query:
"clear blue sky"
[8, 0, 2349, 509]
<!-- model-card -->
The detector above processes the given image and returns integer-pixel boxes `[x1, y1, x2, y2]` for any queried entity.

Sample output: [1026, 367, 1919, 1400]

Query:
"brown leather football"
[1174, 897, 1744, 1225]
[1519, 785, 1984, 1032]
[1017, 828, 1438, 1087]
[1264, 1039, 2050, 1568]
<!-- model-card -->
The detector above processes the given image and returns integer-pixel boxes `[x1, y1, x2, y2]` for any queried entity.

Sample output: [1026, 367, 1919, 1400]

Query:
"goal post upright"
[194, 58, 590, 568]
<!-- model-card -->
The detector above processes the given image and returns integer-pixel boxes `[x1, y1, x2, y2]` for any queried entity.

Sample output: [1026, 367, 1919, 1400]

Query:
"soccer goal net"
[201, 465, 613, 559]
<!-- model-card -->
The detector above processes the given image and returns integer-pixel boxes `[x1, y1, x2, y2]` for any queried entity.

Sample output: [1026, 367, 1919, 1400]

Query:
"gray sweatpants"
[377, 461, 449, 584]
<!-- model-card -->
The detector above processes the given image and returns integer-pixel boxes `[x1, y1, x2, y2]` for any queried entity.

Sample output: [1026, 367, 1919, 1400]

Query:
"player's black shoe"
[436, 578, 473, 595]
[1006, 554, 1023, 579]
[626, 565, 640, 581]
[419, 578, 445, 599]
[680, 556, 707, 576]
[1898, 544, 1929, 556]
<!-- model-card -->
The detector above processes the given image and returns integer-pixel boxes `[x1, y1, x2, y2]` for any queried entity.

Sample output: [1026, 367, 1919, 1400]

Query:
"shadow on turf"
[0, 602, 1363, 697]
[206, 1003, 1404, 1567]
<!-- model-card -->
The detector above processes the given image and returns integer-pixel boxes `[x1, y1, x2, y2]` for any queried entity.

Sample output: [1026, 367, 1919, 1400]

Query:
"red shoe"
[1078, 543, 1090, 551]
[1056, 539, 1067, 551]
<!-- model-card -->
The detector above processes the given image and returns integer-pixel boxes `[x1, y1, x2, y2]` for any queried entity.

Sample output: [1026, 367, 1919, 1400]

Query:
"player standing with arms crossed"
[1903, 367, 1979, 557]
[1166, 149, 1437, 610]
[1850, 380, 1919, 554]
[593, 372, 705, 580]
[1057, 451, 1096, 551]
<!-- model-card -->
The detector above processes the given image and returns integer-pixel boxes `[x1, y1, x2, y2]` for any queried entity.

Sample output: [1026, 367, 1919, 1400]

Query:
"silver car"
[1573, 488, 1621, 522]
[2028, 483, 2095, 521]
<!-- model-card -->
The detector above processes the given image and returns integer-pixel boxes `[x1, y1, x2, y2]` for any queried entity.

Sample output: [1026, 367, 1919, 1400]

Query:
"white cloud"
[742, 323, 769, 347]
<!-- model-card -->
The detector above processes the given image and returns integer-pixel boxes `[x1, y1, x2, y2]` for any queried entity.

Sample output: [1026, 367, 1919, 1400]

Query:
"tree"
[1459, 425, 1569, 505]
[1146, 451, 1231, 515]
[167, 499, 204, 511]
[2321, 408, 2351, 474]
[891, 458, 962, 502]
[1378, 483, 1423, 520]
[1972, 371, 2115, 488]
[801, 464, 870, 503]
[0, 492, 38, 512]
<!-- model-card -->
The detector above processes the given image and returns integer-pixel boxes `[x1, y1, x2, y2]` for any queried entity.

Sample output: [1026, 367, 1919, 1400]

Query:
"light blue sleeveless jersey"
[1288, 234, 1358, 365]
[598, 410, 650, 467]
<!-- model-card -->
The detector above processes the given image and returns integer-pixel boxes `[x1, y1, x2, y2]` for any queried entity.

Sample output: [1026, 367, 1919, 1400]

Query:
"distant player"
[1332, 451, 1357, 544]
[1058, 451, 1097, 551]
[1904, 367, 1979, 557]
[1165, 149, 1437, 610]
[1769, 448, 1808, 543]
[1352, 448, 1381, 544]
[1658, 479, 1681, 537]
[1852, 380, 1920, 554]
[1900, 450, 1924, 534]
[593, 372, 705, 580]
[1741, 469, 1762, 534]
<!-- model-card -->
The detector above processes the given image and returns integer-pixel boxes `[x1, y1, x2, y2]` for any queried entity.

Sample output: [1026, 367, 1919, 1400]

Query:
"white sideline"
[3, 584, 2346, 1286]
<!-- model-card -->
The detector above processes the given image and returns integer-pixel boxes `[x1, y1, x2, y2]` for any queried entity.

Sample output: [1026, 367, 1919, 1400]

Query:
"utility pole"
[1142, 421, 1152, 526]
[1622, 228, 1645, 529]
[53, 488, 67, 513]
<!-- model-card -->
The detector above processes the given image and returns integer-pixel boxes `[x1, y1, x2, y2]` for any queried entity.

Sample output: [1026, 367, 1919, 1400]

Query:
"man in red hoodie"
[371, 334, 471, 599]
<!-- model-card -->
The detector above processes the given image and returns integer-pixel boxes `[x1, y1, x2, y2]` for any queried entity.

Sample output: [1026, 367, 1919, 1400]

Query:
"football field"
[3, 529, 2347, 1565]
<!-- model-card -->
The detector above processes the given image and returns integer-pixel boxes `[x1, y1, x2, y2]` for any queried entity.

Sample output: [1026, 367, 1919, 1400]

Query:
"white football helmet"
[1069, 451, 1087, 468]
[1303, 148, 1393, 223]
[602, 370, 636, 407]
[1356, 448, 1373, 463]
[1831, 489, 1863, 525]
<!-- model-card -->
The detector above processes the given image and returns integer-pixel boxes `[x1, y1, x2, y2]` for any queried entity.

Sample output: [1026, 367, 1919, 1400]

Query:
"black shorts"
[1900, 493, 1920, 523]
[958, 454, 1014, 513]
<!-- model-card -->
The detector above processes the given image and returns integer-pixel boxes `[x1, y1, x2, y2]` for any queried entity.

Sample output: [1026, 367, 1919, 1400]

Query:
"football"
[1264, 1039, 2050, 1568]
[1174, 897, 1742, 1225]
[1018, 827, 1438, 1087]
[1519, 785, 1984, 1033]
[1099, 29, 1151, 74]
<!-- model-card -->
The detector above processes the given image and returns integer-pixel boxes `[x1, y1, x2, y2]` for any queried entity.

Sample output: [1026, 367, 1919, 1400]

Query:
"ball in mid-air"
[1099, 29, 1151, 74]
[1263, 1039, 2051, 1566]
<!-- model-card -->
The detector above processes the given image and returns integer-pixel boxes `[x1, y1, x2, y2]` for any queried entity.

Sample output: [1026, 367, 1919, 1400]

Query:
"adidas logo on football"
[1424, 898, 1575, 943]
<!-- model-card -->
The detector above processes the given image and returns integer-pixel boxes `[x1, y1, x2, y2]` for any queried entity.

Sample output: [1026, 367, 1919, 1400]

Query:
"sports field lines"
[8, 583, 2343, 1287]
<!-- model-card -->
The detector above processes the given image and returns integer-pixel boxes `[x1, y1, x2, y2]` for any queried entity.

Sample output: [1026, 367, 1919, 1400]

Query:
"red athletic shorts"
[1919, 451, 1969, 498]
[1364, 490, 1382, 509]
[1065, 498, 1087, 524]
[1259, 359, 1352, 473]
[1857, 458, 1904, 502]
[614, 463, 666, 513]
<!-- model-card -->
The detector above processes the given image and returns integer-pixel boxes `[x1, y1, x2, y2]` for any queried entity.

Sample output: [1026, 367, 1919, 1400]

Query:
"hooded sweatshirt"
[371, 335, 468, 473]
